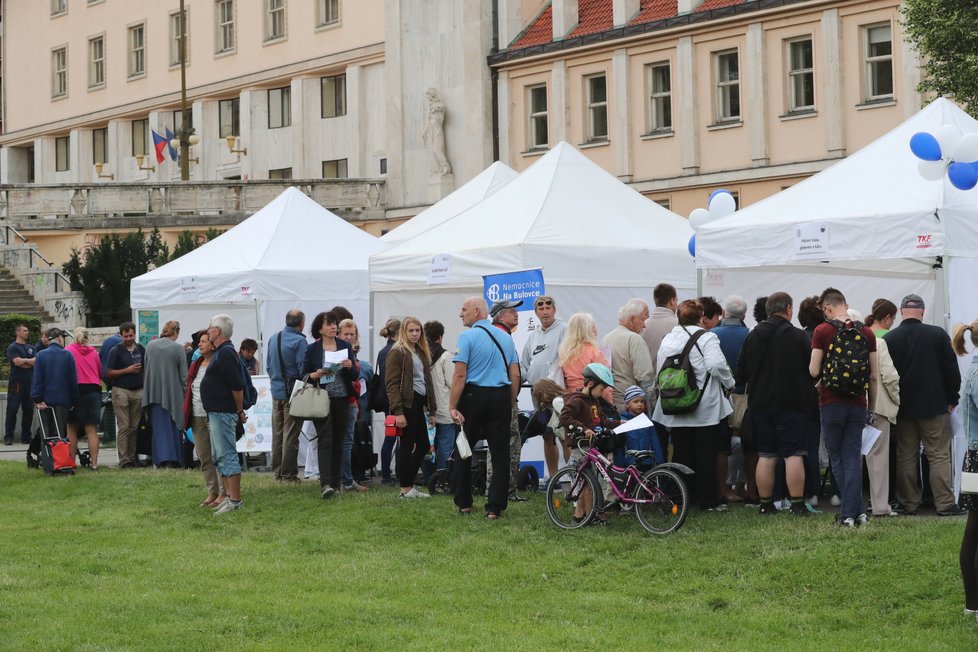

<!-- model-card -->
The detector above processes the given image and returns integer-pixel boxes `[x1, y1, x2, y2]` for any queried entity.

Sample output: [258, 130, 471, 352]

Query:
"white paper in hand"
[614, 413, 653, 435]
[323, 350, 348, 365]
[861, 426, 882, 456]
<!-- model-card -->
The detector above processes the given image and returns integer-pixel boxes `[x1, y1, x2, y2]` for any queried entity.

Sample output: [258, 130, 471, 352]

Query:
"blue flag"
[164, 127, 178, 161]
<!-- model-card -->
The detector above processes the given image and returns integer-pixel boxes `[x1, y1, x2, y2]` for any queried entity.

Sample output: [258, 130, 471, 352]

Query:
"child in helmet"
[558, 363, 620, 524]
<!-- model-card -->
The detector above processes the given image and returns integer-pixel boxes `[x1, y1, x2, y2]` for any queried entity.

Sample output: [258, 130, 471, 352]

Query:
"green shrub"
[0, 315, 42, 380]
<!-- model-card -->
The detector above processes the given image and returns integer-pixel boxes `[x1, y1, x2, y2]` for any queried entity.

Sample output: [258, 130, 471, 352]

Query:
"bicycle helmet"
[582, 362, 614, 388]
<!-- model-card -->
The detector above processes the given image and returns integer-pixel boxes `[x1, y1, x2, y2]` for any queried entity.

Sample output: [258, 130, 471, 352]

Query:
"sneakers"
[704, 504, 728, 512]
[830, 494, 841, 507]
[213, 498, 243, 515]
[321, 486, 336, 500]
[856, 512, 869, 526]
[937, 504, 967, 516]
[341, 481, 369, 493]
[836, 516, 857, 528]
[508, 493, 528, 503]
[759, 502, 777, 515]
[807, 495, 819, 507]
[791, 502, 819, 517]
[399, 487, 431, 499]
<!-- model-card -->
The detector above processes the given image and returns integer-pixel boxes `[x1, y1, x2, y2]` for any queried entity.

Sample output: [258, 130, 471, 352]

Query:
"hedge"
[0, 314, 42, 381]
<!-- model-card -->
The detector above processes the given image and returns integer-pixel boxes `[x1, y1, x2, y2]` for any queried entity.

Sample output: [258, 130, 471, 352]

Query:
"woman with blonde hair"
[385, 316, 436, 498]
[953, 318, 978, 620]
[558, 313, 612, 401]
[65, 326, 102, 469]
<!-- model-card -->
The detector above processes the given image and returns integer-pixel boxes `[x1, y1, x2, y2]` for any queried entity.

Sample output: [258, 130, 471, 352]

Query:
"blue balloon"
[948, 161, 978, 190]
[909, 132, 942, 161]
[185, 427, 194, 444]
[688, 234, 696, 257]
[708, 189, 730, 203]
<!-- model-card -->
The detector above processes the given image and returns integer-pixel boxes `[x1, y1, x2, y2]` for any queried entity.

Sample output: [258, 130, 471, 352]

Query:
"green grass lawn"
[1, 461, 976, 651]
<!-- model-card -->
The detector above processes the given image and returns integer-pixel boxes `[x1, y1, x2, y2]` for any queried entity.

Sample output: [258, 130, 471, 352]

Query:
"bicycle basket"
[593, 431, 625, 455]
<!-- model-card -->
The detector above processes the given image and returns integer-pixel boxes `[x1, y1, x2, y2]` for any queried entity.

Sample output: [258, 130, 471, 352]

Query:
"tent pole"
[696, 267, 703, 297]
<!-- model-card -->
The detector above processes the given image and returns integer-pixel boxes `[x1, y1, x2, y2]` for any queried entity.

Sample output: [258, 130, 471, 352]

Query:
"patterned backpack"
[822, 319, 871, 398]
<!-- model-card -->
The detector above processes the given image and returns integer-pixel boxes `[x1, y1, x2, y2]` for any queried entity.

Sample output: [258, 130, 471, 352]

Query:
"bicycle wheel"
[546, 467, 598, 529]
[426, 467, 451, 495]
[633, 468, 689, 534]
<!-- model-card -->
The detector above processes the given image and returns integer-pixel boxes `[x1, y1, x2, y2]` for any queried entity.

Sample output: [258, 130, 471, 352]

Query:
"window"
[216, 0, 235, 53]
[527, 84, 548, 149]
[715, 50, 740, 122]
[93, 128, 108, 165]
[268, 87, 291, 128]
[379, 158, 387, 175]
[322, 159, 348, 179]
[52, 47, 68, 98]
[647, 63, 672, 132]
[585, 74, 608, 142]
[219, 98, 240, 137]
[265, 0, 286, 41]
[131, 119, 149, 157]
[51, 0, 67, 16]
[321, 74, 346, 118]
[864, 23, 893, 101]
[173, 110, 194, 133]
[169, 9, 189, 67]
[787, 38, 814, 112]
[318, 0, 339, 26]
[55, 137, 70, 172]
[269, 167, 292, 179]
[88, 36, 105, 88]
[128, 24, 145, 78]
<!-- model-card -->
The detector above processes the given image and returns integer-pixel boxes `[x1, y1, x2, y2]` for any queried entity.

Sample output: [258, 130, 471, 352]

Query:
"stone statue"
[423, 88, 451, 176]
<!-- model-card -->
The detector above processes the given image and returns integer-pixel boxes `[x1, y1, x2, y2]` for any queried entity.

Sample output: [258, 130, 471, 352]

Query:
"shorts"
[70, 391, 102, 426]
[752, 410, 808, 459]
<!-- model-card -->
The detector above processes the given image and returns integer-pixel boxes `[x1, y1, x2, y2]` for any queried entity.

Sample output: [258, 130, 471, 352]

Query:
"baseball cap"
[47, 327, 71, 340]
[490, 299, 523, 318]
[900, 294, 925, 310]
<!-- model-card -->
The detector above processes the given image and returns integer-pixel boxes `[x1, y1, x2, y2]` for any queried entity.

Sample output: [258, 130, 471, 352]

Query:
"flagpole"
[177, 0, 194, 181]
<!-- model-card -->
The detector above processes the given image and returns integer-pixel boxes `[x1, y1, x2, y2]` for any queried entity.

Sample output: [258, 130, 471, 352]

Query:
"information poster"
[427, 253, 451, 285]
[137, 310, 159, 346]
[236, 375, 273, 453]
[793, 223, 829, 259]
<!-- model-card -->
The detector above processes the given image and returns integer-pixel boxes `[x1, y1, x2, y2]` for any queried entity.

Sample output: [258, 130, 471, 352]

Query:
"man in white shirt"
[520, 295, 567, 478]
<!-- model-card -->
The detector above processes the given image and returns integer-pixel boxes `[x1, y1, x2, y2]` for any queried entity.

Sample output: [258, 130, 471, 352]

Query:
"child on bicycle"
[616, 385, 664, 470]
[558, 363, 620, 524]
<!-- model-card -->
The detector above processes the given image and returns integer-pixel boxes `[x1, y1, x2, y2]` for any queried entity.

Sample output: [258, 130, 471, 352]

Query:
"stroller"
[31, 406, 77, 476]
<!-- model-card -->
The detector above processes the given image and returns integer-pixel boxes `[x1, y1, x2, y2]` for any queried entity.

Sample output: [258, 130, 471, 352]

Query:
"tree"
[902, 1, 978, 115]
[170, 230, 197, 261]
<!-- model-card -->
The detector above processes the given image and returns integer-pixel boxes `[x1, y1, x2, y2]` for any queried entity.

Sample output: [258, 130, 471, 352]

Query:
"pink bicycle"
[546, 427, 690, 534]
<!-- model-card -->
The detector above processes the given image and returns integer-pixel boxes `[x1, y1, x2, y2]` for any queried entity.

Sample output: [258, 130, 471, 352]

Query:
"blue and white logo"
[482, 269, 545, 312]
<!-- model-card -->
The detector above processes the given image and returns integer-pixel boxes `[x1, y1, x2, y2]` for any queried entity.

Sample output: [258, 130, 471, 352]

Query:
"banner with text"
[482, 268, 545, 312]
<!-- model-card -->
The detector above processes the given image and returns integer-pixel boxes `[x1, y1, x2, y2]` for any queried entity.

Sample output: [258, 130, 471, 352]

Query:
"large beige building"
[0, 0, 920, 265]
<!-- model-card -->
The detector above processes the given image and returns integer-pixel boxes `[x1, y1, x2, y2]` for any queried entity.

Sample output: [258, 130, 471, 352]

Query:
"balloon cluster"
[686, 189, 736, 257]
[910, 125, 978, 190]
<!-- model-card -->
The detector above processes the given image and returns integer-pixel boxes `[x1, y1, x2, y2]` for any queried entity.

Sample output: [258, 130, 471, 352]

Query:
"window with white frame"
[265, 0, 286, 41]
[647, 62, 672, 132]
[268, 87, 291, 128]
[714, 49, 740, 122]
[88, 36, 105, 88]
[216, 0, 235, 53]
[322, 159, 348, 179]
[318, 0, 339, 26]
[169, 9, 189, 67]
[321, 74, 346, 118]
[269, 167, 293, 179]
[52, 47, 68, 98]
[55, 136, 70, 171]
[128, 24, 145, 78]
[527, 84, 548, 149]
[219, 98, 240, 137]
[93, 128, 108, 165]
[131, 119, 149, 157]
[864, 23, 893, 101]
[51, 0, 67, 16]
[585, 74, 608, 142]
[787, 38, 814, 112]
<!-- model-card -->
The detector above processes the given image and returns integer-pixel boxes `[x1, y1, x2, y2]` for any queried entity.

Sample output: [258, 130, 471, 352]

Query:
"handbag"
[288, 377, 331, 420]
[384, 415, 402, 437]
[456, 426, 472, 460]
[729, 393, 748, 431]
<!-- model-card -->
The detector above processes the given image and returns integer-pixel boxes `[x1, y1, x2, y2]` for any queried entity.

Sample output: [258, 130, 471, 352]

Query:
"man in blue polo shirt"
[5, 324, 36, 445]
[449, 296, 520, 519]
[265, 309, 308, 483]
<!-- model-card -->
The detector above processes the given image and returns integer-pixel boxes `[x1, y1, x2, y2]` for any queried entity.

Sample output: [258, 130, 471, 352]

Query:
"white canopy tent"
[696, 98, 978, 331]
[369, 142, 696, 349]
[381, 161, 518, 244]
[131, 186, 389, 357]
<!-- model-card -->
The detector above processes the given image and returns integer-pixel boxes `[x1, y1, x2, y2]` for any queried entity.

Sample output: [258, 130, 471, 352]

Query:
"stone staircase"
[0, 267, 55, 322]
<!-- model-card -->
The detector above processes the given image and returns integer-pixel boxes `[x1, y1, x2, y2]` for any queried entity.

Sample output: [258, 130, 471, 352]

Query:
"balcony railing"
[0, 179, 387, 226]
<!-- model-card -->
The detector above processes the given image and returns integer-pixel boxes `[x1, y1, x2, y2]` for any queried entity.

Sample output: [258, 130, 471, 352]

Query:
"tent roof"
[131, 186, 389, 306]
[380, 162, 518, 244]
[370, 142, 695, 289]
[696, 98, 978, 268]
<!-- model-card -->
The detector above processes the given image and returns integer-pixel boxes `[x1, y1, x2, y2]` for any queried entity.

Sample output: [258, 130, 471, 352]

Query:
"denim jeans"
[208, 411, 241, 477]
[340, 403, 357, 487]
[820, 402, 865, 518]
[435, 423, 456, 470]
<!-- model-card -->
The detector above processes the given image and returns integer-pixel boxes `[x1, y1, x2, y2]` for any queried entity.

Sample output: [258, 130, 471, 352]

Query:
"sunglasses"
[535, 300, 553, 307]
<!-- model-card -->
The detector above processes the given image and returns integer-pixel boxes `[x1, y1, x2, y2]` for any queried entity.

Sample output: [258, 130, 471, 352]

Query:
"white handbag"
[456, 426, 472, 460]
[288, 378, 331, 420]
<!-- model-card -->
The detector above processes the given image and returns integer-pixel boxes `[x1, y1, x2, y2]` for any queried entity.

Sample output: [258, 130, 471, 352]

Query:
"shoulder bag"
[288, 375, 331, 420]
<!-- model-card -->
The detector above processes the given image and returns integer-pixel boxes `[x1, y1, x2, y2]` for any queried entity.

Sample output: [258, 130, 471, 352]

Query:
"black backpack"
[821, 319, 871, 398]
[222, 347, 258, 410]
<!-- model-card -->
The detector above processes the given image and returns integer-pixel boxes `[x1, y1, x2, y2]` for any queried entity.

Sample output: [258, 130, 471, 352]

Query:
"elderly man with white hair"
[602, 298, 656, 412]
[201, 314, 246, 514]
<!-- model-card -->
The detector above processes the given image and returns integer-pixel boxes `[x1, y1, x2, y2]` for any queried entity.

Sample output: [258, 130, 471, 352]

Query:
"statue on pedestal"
[423, 88, 451, 176]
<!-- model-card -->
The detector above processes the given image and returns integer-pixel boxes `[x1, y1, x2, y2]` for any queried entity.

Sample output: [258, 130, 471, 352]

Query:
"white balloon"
[935, 124, 963, 160]
[708, 191, 737, 219]
[953, 133, 978, 163]
[917, 159, 946, 181]
[688, 207, 711, 231]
